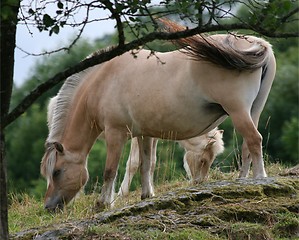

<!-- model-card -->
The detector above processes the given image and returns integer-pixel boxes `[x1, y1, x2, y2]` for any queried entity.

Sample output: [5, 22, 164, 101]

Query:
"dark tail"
[159, 18, 270, 70]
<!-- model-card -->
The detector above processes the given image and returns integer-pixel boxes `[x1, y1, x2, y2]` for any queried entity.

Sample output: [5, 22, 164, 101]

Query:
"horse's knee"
[246, 132, 262, 157]
[104, 168, 117, 182]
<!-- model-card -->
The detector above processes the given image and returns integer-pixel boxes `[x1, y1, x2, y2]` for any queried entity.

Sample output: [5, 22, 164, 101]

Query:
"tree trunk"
[0, 132, 8, 240]
[1, 1, 20, 239]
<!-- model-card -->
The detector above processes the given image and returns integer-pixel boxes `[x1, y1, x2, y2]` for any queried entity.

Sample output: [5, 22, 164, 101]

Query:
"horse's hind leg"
[138, 136, 155, 199]
[239, 93, 271, 178]
[239, 142, 251, 178]
[96, 128, 127, 211]
[230, 111, 267, 178]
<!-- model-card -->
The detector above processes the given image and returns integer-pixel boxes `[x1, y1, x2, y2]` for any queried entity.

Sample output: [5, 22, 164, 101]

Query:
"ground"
[11, 176, 299, 240]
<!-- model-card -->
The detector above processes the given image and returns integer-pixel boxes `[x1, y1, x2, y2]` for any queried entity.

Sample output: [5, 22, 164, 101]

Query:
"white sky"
[14, 6, 116, 87]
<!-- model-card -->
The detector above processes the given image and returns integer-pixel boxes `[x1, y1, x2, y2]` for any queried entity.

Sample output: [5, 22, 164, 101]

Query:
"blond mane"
[42, 47, 114, 179]
[42, 72, 87, 180]
[46, 71, 87, 143]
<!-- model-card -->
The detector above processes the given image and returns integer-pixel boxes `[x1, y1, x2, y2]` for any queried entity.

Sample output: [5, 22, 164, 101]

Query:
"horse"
[41, 19, 276, 211]
[48, 96, 224, 198]
[118, 128, 224, 197]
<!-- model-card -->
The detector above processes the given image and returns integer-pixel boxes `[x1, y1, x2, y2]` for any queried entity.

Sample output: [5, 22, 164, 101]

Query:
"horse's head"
[206, 129, 225, 156]
[184, 129, 225, 183]
[40, 142, 89, 211]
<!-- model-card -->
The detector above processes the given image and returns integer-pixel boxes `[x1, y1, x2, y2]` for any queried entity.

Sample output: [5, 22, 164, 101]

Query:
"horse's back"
[79, 35, 273, 139]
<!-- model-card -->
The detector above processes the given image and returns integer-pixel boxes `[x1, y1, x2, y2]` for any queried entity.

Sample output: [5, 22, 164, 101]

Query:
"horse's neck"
[61, 100, 99, 155]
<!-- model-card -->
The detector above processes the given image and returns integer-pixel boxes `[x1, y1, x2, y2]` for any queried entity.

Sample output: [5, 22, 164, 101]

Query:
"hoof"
[94, 200, 109, 212]
[118, 190, 129, 198]
[193, 178, 204, 185]
[253, 174, 267, 179]
[141, 192, 154, 200]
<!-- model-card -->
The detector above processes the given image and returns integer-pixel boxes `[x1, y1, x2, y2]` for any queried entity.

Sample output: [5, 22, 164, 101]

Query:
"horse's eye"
[53, 169, 61, 179]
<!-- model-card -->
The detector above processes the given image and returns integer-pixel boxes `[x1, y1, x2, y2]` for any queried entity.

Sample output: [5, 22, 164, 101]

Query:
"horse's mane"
[46, 71, 86, 143]
[46, 47, 114, 143]
[42, 47, 114, 178]
[159, 18, 269, 70]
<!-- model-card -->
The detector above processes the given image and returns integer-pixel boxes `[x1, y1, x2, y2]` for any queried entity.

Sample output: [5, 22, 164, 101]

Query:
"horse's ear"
[54, 142, 64, 153]
[206, 139, 216, 149]
[45, 142, 51, 149]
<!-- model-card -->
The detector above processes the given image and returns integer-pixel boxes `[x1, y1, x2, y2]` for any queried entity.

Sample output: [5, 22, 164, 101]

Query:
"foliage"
[281, 117, 299, 162]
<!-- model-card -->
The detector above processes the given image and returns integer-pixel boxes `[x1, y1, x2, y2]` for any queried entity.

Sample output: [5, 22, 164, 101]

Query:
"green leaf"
[43, 14, 54, 27]
[28, 8, 35, 14]
[49, 25, 59, 36]
[60, 21, 66, 27]
[57, 1, 64, 9]
[52, 25, 60, 34]
[129, 16, 136, 22]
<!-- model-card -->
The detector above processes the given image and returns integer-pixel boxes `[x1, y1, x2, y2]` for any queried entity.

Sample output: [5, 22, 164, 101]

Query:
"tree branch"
[100, 0, 125, 46]
[2, 22, 298, 128]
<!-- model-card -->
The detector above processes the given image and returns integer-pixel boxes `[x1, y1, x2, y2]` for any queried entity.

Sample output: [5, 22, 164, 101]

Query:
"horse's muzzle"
[44, 195, 65, 212]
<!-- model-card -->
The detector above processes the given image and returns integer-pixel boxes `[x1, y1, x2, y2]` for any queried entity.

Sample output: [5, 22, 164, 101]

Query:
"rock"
[280, 164, 299, 176]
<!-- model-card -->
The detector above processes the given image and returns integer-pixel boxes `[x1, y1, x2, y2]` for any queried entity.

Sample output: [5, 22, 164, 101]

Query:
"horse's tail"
[251, 43, 276, 124]
[159, 18, 272, 71]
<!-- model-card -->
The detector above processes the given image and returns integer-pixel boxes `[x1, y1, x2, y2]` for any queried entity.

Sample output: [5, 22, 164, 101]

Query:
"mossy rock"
[273, 212, 299, 238]
[223, 222, 273, 240]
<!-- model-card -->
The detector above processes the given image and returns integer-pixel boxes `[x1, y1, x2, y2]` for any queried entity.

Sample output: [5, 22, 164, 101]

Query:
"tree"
[1, 0, 298, 238]
[1, 1, 20, 238]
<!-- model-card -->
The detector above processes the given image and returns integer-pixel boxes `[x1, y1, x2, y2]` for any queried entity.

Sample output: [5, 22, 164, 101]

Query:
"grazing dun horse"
[48, 96, 224, 198]
[118, 128, 224, 197]
[41, 20, 276, 211]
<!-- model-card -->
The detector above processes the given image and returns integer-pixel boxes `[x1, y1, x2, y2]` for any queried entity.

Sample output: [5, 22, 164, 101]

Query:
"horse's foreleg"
[199, 158, 213, 183]
[96, 129, 127, 211]
[150, 139, 158, 188]
[118, 138, 140, 197]
[230, 111, 267, 178]
[183, 152, 192, 180]
[138, 136, 155, 199]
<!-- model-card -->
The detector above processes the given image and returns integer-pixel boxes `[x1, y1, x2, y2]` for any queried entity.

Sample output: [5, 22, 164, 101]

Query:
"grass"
[8, 162, 290, 235]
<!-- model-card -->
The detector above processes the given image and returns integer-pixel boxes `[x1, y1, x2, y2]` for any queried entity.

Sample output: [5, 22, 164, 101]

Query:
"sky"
[14, 6, 116, 87]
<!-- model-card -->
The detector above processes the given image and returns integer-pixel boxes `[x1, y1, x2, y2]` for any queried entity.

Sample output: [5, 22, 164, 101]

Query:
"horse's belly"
[128, 103, 227, 140]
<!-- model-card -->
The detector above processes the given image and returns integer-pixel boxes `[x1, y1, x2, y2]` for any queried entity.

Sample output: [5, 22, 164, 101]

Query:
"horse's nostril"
[44, 204, 54, 212]
[44, 203, 63, 212]
[44, 196, 65, 212]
